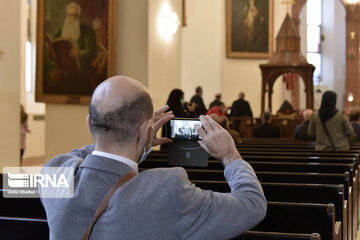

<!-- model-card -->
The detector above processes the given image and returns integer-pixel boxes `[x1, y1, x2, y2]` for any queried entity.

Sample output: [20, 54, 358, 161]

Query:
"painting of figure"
[226, 0, 273, 59]
[36, 0, 116, 104]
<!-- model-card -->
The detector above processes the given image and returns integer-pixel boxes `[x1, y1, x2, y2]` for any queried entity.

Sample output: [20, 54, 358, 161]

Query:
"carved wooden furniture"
[260, 14, 315, 113]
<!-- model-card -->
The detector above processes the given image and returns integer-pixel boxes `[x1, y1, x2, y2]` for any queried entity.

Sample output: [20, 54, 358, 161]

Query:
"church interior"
[2, 0, 360, 239]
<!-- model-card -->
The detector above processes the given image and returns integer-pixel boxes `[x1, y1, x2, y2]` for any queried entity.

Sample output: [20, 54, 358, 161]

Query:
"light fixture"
[345, 0, 360, 3]
[348, 92, 354, 102]
[158, 2, 179, 41]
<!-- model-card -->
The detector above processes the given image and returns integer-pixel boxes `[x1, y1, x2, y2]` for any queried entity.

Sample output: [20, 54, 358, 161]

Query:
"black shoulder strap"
[320, 120, 336, 151]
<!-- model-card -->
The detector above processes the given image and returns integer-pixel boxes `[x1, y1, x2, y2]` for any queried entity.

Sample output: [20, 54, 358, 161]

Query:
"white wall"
[45, 0, 182, 160]
[221, 0, 287, 117]
[181, 0, 347, 115]
[181, 0, 287, 117]
[20, 0, 46, 159]
[23, 114, 45, 158]
[45, 104, 92, 160]
[181, 0, 221, 106]
[45, 0, 149, 160]
[148, 0, 182, 109]
[117, 0, 149, 87]
[299, 0, 346, 110]
[0, 0, 23, 168]
[332, 0, 346, 109]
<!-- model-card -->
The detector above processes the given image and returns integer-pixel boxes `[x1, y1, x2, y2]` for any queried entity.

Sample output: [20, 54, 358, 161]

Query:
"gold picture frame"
[226, 0, 274, 59]
[35, 0, 117, 104]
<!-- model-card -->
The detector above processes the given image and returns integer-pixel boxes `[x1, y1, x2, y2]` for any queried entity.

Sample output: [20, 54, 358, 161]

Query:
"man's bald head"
[303, 109, 313, 121]
[89, 76, 153, 145]
[239, 92, 245, 99]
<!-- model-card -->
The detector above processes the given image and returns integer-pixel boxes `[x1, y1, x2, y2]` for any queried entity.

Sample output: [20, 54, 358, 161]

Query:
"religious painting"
[36, 0, 117, 104]
[226, 0, 274, 59]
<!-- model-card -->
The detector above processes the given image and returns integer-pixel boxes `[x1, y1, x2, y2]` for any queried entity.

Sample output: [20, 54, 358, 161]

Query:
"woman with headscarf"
[161, 89, 196, 150]
[308, 91, 354, 150]
[165, 89, 195, 117]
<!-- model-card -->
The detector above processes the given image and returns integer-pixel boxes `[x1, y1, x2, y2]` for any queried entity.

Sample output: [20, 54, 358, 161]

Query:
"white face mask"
[139, 124, 154, 164]
[180, 98, 185, 106]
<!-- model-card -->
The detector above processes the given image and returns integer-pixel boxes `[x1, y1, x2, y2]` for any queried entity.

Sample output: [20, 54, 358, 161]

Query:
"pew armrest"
[334, 221, 341, 240]
[343, 200, 347, 240]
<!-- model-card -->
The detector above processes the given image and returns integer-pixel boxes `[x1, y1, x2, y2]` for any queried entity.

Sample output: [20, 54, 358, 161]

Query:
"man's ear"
[139, 119, 152, 144]
[86, 114, 91, 131]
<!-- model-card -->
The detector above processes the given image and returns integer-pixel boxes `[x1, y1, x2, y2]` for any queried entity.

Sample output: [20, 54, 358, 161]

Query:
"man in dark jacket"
[252, 112, 280, 138]
[294, 109, 315, 141]
[350, 111, 360, 141]
[191, 86, 207, 117]
[230, 92, 253, 131]
[209, 93, 222, 109]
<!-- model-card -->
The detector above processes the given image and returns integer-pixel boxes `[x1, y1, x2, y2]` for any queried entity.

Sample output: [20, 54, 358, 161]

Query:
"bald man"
[230, 92, 253, 131]
[294, 109, 315, 141]
[209, 93, 223, 109]
[41, 76, 266, 240]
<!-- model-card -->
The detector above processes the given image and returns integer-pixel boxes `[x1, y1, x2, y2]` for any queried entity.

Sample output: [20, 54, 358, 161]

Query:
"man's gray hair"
[88, 92, 153, 145]
[66, 2, 81, 17]
[262, 112, 271, 122]
[303, 109, 313, 121]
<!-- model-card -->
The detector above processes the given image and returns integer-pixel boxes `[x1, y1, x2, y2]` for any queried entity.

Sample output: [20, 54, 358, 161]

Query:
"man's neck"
[94, 144, 139, 163]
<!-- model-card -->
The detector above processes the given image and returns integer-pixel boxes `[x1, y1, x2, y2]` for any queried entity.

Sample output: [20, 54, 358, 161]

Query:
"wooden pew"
[141, 161, 355, 218]
[238, 138, 360, 148]
[193, 180, 346, 240]
[0, 216, 49, 240]
[234, 231, 321, 240]
[148, 151, 359, 164]
[147, 151, 359, 234]
[248, 160, 357, 226]
[238, 150, 358, 161]
[0, 216, 323, 240]
[157, 169, 352, 240]
[236, 142, 360, 231]
[144, 156, 357, 167]
[237, 146, 360, 154]
[142, 157, 357, 233]
[0, 190, 46, 219]
[236, 144, 360, 151]
[255, 202, 340, 240]
[237, 143, 360, 232]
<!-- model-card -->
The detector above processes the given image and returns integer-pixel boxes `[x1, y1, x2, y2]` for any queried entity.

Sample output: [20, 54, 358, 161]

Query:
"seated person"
[210, 114, 242, 144]
[350, 111, 360, 141]
[294, 109, 315, 141]
[209, 93, 222, 109]
[40, 75, 266, 240]
[252, 112, 280, 138]
[206, 102, 226, 118]
[230, 92, 253, 131]
[191, 86, 207, 117]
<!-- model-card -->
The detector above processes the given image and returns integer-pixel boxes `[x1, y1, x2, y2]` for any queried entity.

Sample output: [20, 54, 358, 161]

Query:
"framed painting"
[226, 0, 274, 59]
[36, 0, 117, 104]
